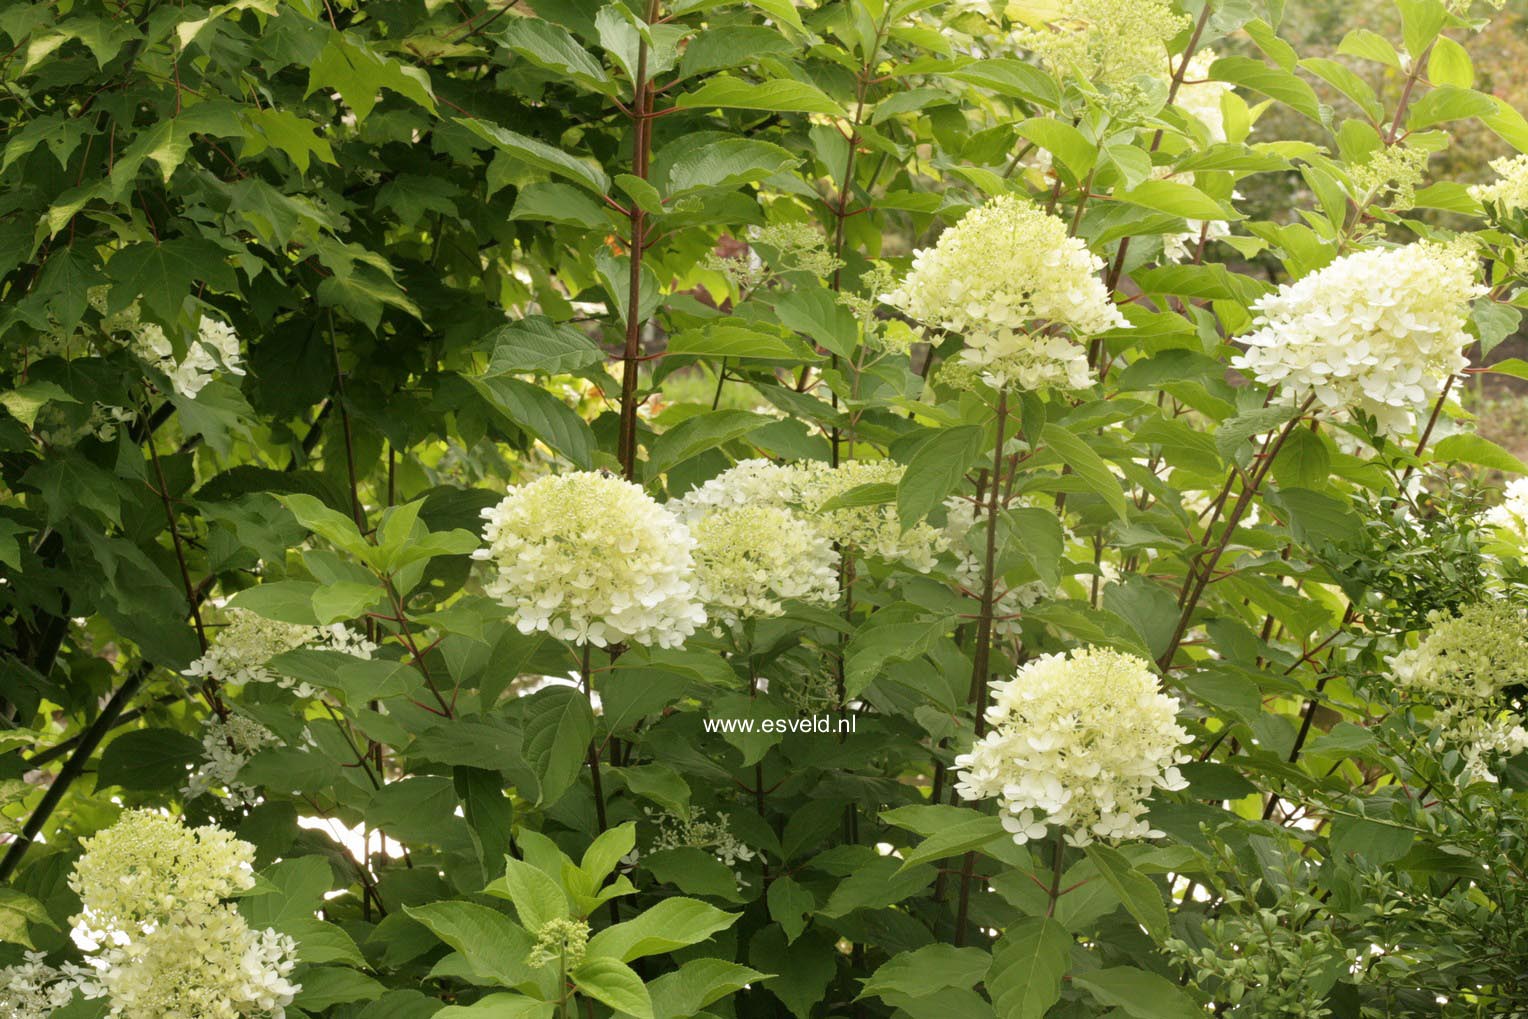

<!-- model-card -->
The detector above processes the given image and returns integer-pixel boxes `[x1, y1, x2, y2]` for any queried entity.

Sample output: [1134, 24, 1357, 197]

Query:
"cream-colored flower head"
[183, 713, 283, 805]
[1230, 241, 1484, 436]
[954, 647, 1191, 846]
[881, 195, 1127, 391]
[81, 907, 299, 1019]
[793, 460, 949, 571]
[675, 458, 947, 572]
[133, 314, 245, 399]
[68, 810, 256, 938]
[677, 504, 840, 626]
[474, 471, 705, 648]
[1389, 603, 1528, 783]
[0, 953, 80, 1019]
[1016, 0, 1190, 85]
[1469, 153, 1528, 213]
[183, 609, 375, 698]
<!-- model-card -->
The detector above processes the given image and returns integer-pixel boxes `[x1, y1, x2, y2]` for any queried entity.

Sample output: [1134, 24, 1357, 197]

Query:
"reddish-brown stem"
[615, 0, 662, 479]
[955, 391, 1009, 946]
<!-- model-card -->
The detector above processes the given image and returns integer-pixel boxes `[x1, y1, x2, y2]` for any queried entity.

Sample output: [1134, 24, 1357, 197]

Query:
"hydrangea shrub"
[4, 0, 1528, 1015]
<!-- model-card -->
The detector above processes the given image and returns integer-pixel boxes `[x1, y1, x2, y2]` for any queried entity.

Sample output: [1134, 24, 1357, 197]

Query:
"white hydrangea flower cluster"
[645, 806, 758, 880]
[1015, 0, 1189, 85]
[1469, 153, 1528, 212]
[83, 907, 300, 1019]
[133, 315, 246, 399]
[1388, 604, 1528, 784]
[955, 647, 1192, 846]
[1229, 242, 1484, 436]
[943, 496, 1048, 639]
[184, 610, 376, 698]
[0, 952, 82, 1018]
[679, 505, 840, 627]
[1485, 477, 1528, 546]
[65, 810, 300, 1019]
[880, 196, 1127, 392]
[475, 471, 705, 648]
[794, 460, 948, 572]
[183, 713, 284, 805]
[675, 458, 948, 572]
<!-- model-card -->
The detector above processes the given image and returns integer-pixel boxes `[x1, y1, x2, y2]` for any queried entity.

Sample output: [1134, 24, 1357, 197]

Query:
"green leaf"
[485, 317, 603, 375]
[1209, 56, 1324, 122]
[896, 814, 1007, 870]
[404, 901, 537, 989]
[227, 581, 324, 625]
[986, 917, 1071, 1019]
[291, 967, 386, 1011]
[676, 76, 843, 115]
[435, 996, 556, 1019]
[499, 17, 610, 93]
[1432, 433, 1528, 473]
[458, 118, 610, 195]
[897, 426, 985, 531]
[106, 239, 238, 322]
[579, 822, 638, 887]
[1040, 423, 1128, 520]
[1427, 36, 1473, 88]
[587, 898, 739, 962]
[1117, 179, 1239, 221]
[1084, 843, 1170, 940]
[666, 323, 814, 362]
[1214, 404, 1300, 461]
[510, 183, 610, 228]
[483, 856, 569, 932]
[859, 944, 991, 1001]
[0, 380, 77, 428]
[645, 410, 776, 479]
[1015, 117, 1095, 178]
[1072, 966, 1204, 1019]
[470, 375, 596, 469]
[1406, 84, 1495, 130]
[97, 728, 201, 790]
[666, 138, 799, 194]
[1397, 0, 1446, 60]
[307, 30, 436, 123]
[769, 287, 858, 359]
[572, 957, 654, 1019]
[519, 685, 595, 806]
[0, 888, 58, 949]
[648, 959, 772, 1019]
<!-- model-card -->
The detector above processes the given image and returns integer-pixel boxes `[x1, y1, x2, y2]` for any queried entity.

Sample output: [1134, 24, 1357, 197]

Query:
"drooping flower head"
[0, 953, 80, 1019]
[183, 713, 283, 806]
[474, 471, 705, 648]
[1230, 241, 1484, 436]
[676, 458, 947, 573]
[1016, 0, 1190, 86]
[1389, 603, 1528, 783]
[1469, 153, 1528, 213]
[955, 647, 1191, 846]
[183, 609, 376, 698]
[677, 504, 840, 626]
[881, 195, 1127, 391]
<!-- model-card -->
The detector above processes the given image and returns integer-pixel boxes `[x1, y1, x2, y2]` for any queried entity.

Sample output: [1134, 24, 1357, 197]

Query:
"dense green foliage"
[4, 0, 1528, 1016]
